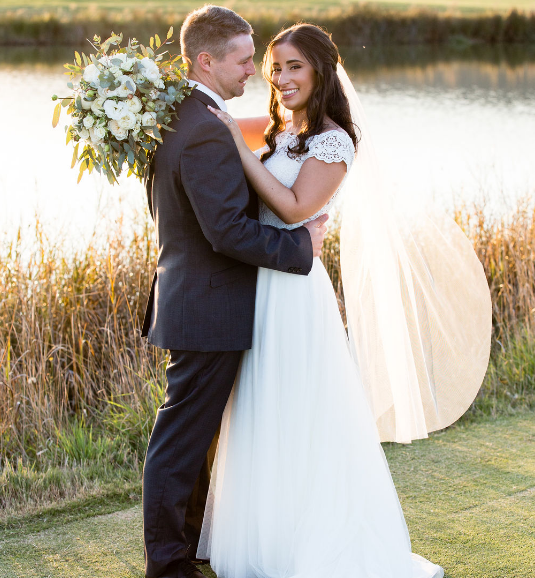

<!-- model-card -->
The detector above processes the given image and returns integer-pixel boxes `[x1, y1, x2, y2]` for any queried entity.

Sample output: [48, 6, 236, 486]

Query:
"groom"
[141, 5, 328, 578]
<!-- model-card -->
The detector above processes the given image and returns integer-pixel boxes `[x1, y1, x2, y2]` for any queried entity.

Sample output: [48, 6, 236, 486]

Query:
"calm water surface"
[1, 46, 534, 246]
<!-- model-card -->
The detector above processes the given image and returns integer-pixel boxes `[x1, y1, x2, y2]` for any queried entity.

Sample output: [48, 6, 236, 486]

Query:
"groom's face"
[211, 34, 256, 100]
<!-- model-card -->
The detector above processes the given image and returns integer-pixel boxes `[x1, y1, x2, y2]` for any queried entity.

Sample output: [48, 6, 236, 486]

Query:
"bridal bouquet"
[52, 29, 192, 184]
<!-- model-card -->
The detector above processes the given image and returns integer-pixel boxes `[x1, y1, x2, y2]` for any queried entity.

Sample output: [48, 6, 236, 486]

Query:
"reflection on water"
[1, 45, 534, 246]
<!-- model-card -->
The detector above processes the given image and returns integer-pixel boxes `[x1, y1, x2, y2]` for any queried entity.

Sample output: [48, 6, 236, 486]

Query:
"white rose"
[139, 57, 161, 83]
[81, 98, 93, 110]
[93, 126, 107, 141]
[110, 65, 122, 78]
[113, 75, 136, 98]
[78, 127, 90, 140]
[125, 96, 142, 113]
[117, 110, 137, 131]
[83, 63, 100, 85]
[115, 84, 132, 98]
[98, 86, 118, 99]
[141, 111, 157, 126]
[89, 127, 104, 145]
[108, 119, 128, 140]
[115, 53, 136, 72]
[83, 115, 95, 128]
[103, 99, 125, 120]
[91, 96, 106, 117]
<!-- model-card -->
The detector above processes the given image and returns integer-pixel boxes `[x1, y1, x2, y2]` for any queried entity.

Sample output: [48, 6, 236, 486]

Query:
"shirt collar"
[187, 79, 227, 112]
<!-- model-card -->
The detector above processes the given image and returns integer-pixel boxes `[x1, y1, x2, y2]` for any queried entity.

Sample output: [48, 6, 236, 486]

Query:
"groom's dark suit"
[141, 88, 313, 578]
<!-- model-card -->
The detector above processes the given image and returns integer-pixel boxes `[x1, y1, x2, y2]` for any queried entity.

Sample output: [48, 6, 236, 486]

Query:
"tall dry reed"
[0, 217, 165, 465]
[2, 200, 535, 467]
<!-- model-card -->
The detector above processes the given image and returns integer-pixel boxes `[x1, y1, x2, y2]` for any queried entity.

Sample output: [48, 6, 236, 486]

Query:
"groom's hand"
[304, 214, 329, 258]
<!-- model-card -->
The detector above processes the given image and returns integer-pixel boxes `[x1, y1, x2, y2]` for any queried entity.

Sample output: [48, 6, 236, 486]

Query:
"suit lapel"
[190, 88, 259, 219]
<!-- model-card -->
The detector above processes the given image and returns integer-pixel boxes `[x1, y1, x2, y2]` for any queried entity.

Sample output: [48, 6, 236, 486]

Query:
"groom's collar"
[187, 79, 227, 112]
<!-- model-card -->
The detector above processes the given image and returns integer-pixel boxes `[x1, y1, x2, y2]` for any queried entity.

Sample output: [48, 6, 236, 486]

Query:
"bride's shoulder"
[307, 126, 356, 166]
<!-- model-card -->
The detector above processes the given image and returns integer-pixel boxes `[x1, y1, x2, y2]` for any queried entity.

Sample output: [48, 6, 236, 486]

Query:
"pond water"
[1, 45, 534, 247]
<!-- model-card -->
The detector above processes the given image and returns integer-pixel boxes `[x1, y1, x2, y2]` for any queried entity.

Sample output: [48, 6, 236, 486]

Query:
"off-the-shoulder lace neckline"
[280, 128, 349, 139]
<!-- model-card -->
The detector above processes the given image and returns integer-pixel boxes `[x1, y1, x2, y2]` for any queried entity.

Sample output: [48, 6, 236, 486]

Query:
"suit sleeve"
[180, 119, 313, 275]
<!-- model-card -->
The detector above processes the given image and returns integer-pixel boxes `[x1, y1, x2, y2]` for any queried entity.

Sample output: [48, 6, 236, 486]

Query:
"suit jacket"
[141, 89, 313, 351]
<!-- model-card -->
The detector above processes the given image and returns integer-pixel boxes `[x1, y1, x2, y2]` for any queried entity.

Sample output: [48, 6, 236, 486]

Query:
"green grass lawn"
[0, 0, 533, 14]
[1, 412, 534, 578]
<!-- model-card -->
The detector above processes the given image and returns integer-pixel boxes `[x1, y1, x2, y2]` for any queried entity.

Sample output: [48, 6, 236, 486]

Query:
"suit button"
[296, 268, 302, 273]
[287, 267, 294, 273]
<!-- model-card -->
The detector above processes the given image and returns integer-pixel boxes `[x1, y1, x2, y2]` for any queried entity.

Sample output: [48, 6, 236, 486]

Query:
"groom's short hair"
[180, 5, 253, 68]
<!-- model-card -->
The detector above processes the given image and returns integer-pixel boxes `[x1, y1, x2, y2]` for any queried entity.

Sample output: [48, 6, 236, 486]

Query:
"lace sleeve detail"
[306, 130, 355, 170]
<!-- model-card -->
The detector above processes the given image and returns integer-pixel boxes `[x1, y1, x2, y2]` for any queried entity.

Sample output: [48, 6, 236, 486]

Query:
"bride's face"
[270, 42, 315, 112]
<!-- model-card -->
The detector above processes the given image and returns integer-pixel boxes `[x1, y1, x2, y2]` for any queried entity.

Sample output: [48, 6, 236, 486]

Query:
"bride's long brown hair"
[260, 24, 360, 163]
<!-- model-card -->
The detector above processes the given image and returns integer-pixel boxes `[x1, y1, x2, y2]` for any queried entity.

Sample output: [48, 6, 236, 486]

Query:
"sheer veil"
[337, 64, 492, 443]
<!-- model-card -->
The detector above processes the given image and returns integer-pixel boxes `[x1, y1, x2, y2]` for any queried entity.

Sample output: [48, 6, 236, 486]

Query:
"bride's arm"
[235, 116, 270, 151]
[208, 106, 347, 225]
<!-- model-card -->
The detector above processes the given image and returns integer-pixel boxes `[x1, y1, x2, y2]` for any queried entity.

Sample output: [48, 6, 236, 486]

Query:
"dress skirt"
[197, 257, 444, 578]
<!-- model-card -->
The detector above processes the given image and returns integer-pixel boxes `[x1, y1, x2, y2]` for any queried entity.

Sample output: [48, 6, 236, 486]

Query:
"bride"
[200, 23, 490, 578]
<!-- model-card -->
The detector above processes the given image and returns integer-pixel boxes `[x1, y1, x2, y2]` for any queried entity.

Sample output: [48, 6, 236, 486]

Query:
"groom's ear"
[197, 52, 213, 73]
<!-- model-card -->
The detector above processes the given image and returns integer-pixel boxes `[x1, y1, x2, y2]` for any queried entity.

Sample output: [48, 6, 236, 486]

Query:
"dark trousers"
[143, 349, 242, 578]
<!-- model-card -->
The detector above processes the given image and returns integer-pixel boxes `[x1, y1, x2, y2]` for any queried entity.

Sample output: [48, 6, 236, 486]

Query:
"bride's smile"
[270, 42, 315, 112]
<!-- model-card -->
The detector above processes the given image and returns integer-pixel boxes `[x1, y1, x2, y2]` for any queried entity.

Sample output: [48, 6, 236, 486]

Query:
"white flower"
[114, 52, 136, 72]
[154, 78, 165, 89]
[103, 99, 125, 120]
[117, 109, 137, 131]
[110, 65, 122, 79]
[114, 75, 136, 98]
[98, 86, 118, 99]
[133, 126, 143, 141]
[83, 115, 95, 128]
[93, 126, 107, 141]
[98, 55, 112, 67]
[141, 111, 157, 126]
[89, 127, 105, 145]
[125, 96, 142, 114]
[139, 57, 161, 83]
[78, 127, 90, 140]
[108, 119, 128, 140]
[91, 96, 106, 117]
[83, 63, 100, 85]
[81, 98, 93, 110]
[149, 88, 160, 100]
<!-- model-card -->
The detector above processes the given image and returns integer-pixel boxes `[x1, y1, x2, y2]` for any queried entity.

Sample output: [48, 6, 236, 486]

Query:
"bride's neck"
[289, 109, 307, 134]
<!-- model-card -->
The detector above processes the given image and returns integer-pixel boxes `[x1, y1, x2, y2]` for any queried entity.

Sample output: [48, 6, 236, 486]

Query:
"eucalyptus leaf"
[52, 103, 62, 128]
[71, 143, 80, 169]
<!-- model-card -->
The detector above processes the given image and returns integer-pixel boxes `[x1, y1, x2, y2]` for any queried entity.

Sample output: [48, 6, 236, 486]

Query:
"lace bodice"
[254, 129, 355, 230]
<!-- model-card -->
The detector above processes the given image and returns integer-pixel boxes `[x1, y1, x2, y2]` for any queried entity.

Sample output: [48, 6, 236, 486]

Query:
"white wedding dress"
[197, 129, 444, 578]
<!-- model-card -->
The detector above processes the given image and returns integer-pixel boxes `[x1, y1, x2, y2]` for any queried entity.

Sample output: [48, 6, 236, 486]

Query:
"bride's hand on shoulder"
[207, 106, 245, 147]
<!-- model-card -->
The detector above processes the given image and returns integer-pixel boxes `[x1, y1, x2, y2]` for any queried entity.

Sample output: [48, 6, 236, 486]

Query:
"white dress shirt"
[187, 79, 227, 112]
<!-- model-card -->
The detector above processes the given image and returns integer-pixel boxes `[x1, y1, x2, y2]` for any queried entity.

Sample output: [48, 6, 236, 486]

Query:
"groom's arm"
[180, 119, 313, 275]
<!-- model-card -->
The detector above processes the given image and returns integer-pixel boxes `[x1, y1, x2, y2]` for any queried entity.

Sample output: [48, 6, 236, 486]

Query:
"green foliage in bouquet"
[52, 29, 193, 184]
